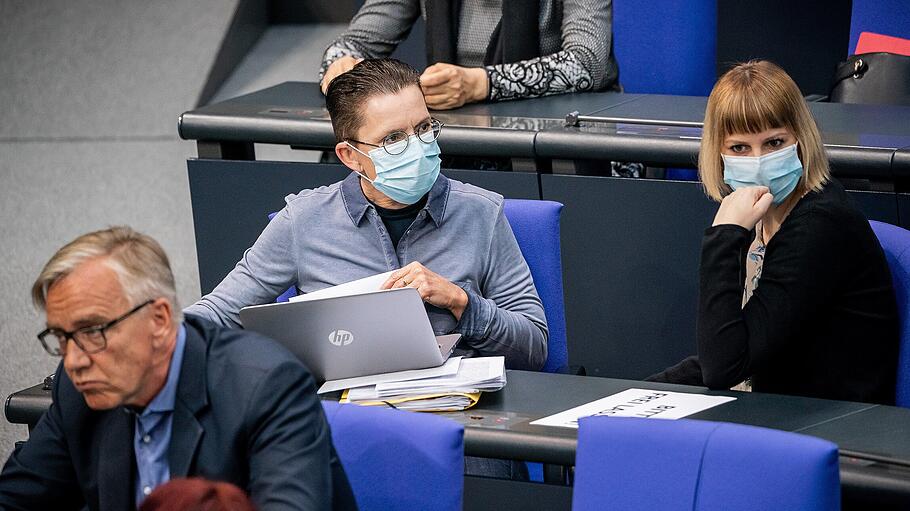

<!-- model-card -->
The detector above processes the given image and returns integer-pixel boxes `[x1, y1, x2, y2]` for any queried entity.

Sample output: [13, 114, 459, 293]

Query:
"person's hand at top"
[420, 63, 489, 110]
[712, 186, 774, 231]
[321, 56, 363, 94]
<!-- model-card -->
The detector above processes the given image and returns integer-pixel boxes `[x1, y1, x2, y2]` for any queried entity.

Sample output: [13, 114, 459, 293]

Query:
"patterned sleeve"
[486, 0, 617, 101]
[318, 0, 423, 83]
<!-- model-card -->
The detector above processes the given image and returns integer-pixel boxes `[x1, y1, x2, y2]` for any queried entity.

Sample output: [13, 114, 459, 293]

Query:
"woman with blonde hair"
[649, 60, 899, 404]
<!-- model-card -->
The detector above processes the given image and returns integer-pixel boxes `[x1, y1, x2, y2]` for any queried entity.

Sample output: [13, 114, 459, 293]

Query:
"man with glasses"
[0, 227, 355, 510]
[187, 58, 548, 373]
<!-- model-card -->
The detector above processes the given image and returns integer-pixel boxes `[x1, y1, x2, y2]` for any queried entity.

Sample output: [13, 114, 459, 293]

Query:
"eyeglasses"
[37, 299, 154, 356]
[347, 118, 444, 156]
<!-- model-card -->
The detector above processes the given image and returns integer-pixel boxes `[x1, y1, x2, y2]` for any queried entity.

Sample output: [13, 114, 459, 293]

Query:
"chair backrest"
[613, 0, 717, 96]
[573, 416, 841, 511]
[321, 401, 464, 511]
[869, 220, 910, 407]
[849, 0, 910, 54]
[503, 199, 568, 373]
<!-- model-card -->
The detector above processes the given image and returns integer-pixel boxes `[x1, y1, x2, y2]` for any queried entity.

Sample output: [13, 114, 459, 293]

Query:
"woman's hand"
[420, 63, 489, 110]
[713, 187, 774, 230]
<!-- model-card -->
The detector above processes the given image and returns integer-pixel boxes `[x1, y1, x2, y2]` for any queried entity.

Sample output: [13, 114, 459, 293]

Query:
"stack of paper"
[344, 393, 480, 412]
[338, 356, 506, 412]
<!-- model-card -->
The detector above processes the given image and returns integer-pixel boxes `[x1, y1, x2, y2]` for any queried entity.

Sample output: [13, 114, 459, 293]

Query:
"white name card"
[529, 388, 736, 429]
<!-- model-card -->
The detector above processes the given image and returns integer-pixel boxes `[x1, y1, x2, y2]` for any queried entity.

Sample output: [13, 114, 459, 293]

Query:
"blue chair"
[502, 199, 568, 373]
[869, 220, 910, 407]
[502, 199, 569, 483]
[613, 0, 717, 96]
[321, 401, 464, 511]
[848, 0, 910, 54]
[275, 284, 296, 303]
[614, 0, 716, 182]
[573, 416, 840, 511]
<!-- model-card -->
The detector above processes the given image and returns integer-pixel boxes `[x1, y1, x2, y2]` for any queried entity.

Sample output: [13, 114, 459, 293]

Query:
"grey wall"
[0, 0, 241, 461]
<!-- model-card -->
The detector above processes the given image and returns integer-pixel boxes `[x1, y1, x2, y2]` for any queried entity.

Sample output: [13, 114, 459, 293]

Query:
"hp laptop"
[239, 287, 460, 381]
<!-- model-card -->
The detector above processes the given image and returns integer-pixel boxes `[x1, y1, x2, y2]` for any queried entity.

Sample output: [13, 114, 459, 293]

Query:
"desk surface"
[178, 82, 910, 177]
[182, 81, 638, 124]
[440, 371, 910, 464]
[444, 371, 910, 506]
[8, 370, 910, 500]
[11, 370, 909, 461]
[182, 82, 910, 140]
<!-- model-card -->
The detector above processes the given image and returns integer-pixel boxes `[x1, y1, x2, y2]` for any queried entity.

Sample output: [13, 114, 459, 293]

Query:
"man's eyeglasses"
[347, 118, 443, 156]
[37, 299, 154, 356]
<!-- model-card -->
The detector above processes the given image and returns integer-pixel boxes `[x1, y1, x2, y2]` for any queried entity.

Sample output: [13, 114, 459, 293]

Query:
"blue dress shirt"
[133, 325, 186, 506]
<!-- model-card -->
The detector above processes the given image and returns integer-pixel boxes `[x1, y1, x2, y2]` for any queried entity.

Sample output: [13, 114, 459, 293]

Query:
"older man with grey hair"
[0, 226, 355, 511]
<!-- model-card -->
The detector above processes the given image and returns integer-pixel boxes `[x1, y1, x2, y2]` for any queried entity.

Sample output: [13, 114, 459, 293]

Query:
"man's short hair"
[32, 226, 181, 322]
[325, 58, 422, 142]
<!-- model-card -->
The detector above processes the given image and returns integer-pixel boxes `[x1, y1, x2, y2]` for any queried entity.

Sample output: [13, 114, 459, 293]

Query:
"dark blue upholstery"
[869, 220, 910, 407]
[613, 0, 717, 96]
[665, 168, 699, 181]
[573, 416, 840, 511]
[321, 401, 464, 511]
[503, 199, 568, 373]
[275, 285, 296, 303]
[849, 0, 910, 53]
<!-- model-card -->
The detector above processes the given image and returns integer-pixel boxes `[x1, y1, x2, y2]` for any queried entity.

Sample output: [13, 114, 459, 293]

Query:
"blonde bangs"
[715, 85, 790, 139]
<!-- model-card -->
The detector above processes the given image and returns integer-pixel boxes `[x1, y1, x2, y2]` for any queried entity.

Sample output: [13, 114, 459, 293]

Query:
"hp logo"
[328, 330, 354, 346]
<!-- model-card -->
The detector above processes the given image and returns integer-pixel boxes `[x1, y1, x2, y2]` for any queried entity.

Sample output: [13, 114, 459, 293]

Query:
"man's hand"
[420, 63, 489, 110]
[712, 186, 774, 230]
[321, 56, 363, 94]
[381, 262, 469, 320]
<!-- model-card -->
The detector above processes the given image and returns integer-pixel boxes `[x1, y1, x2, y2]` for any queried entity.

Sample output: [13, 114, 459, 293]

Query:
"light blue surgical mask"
[347, 135, 442, 205]
[722, 143, 803, 205]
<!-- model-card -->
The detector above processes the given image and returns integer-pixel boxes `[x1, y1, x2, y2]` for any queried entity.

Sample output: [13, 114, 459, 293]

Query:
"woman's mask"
[721, 143, 803, 205]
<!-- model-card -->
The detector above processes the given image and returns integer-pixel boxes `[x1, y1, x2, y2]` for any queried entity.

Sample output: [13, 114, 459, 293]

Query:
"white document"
[346, 357, 506, 400]
[290, 270, 395, 303]
[375, 356, 506, 396]
[529, 388, 737, 429]
[318, 356, 462, 394]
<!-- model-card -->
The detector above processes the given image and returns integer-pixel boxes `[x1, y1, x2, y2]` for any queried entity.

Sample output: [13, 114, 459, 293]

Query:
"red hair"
[138, 478, 257, 511]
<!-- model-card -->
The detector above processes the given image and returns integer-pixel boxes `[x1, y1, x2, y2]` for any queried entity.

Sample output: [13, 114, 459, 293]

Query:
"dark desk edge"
[178, 111, 906, 179]
[7, 381, 910, 505]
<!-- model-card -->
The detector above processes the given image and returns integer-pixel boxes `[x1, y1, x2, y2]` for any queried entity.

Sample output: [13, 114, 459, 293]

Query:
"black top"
[372, 195, 427, 248]
[651, 180, 899, 404]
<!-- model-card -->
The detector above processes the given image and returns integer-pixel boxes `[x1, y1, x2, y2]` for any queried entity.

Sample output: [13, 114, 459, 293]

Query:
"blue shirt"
[185, 173, 548, 370]
[133, 324, 186, 506]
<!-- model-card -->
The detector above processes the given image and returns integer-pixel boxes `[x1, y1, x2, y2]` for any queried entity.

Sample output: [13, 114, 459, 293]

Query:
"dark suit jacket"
[0, 314, 356, 510]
